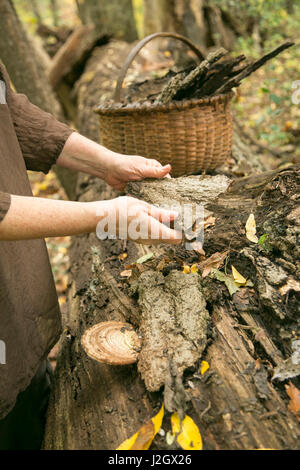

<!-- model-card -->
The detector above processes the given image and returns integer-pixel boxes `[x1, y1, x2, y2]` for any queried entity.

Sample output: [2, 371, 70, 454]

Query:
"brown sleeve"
[0, 192, 11, 222]
[1, 63, 74, 174]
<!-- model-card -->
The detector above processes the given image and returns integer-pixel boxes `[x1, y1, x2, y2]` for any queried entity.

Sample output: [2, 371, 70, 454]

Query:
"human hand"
[103, 154, 171, 191]
[94, 196, 182, 245]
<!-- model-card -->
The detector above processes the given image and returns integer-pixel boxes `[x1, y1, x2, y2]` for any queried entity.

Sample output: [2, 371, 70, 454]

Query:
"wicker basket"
[95, 33, 234, 177]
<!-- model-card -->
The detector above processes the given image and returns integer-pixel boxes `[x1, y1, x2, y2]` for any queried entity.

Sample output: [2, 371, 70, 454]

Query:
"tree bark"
[143, 0, 208, 52]
[44, 167, 300, 450]
[0, 0, 78, 199]
[0, 0, 61, 116]
[43, 41, 300, 450]
[76, 0, 138, 43]
[143, 0, 241, 52]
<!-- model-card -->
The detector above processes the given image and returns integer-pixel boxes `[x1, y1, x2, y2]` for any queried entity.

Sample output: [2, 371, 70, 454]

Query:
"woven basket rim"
[94, 91, 234, 116]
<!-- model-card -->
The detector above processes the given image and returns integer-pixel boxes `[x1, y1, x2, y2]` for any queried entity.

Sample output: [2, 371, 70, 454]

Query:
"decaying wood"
[137, 270, 209, 415]
[158, 48, 228, 103]
[215, 41, 294, 96]
[43, 40, 300, 450]
[157, 41, 294, 103]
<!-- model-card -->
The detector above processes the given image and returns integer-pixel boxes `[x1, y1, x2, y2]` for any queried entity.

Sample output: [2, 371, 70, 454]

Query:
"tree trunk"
[143, 0, 241, 52]
[0, 0, 61, 116]
[143, 0, 208, 52]
[0, 0, 78, 199]
[43, 41, 300, 450]
[76, 0, 138, 43]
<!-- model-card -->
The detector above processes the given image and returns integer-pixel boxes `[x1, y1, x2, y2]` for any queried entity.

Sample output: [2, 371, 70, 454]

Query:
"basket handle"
[114, 32, 206, 102]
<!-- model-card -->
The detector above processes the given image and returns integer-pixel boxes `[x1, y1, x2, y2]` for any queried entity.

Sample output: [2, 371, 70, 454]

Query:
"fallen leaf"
[120, 269, 132, 278]
[212, 268, 240, 296]
[156, 258, 168, 272]
[232, 265, 247, 285]
[171, 413, 203, 451]
[191, 264, 199, 274]
[136, 253, 154, 264]
[183, 265, 190, 274]
[200, 251, 229, 278]
[285, 381, 300, 422]
[246, 213, 259, 243]
[171, 412, 181, 435]
[201, 360, 210, 375]
[117, 405, 164, 450]
[204, 215, 216, 229]
[118, 253, 128, 261]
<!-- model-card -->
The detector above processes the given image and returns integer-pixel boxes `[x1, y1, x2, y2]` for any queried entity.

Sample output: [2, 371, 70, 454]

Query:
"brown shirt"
[0, 63, 73, 419]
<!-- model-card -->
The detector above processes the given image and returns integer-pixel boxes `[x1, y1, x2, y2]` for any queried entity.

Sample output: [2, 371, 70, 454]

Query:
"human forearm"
[0, 195, 181, 244]
[0, 195, 99, 241]
[56, 132, 112, 179]
[56, 132, 171, 191]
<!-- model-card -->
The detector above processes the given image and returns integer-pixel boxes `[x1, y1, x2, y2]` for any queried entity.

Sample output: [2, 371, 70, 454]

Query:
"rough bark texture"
[76, 0, 138, 43]
[0, 0, 61, 116]
[143, 0, 246, 52]
[143, 0, 208, 50]
[43, 41, 300, 450]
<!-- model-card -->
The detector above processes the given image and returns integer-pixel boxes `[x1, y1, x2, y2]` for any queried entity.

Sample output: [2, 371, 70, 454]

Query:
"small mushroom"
[81, 321, 141, 365]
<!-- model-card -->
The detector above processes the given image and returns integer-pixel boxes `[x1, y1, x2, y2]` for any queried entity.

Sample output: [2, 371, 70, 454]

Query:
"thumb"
[144, 164, 171, 179]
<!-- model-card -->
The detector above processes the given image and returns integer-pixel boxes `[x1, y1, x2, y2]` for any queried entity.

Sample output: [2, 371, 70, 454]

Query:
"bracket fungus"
[81, 321, 141, 365]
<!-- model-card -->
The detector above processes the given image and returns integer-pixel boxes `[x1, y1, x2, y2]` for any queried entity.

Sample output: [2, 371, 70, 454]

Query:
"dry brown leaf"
[120, 269, 132, 278]
[285, 381, 300, 422]
[204, 215, 216, 229]
[199, 251, 229, 278]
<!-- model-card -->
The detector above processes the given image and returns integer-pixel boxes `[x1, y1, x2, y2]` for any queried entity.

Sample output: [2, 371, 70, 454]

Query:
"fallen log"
[43, 41, 300, 450]
[44, 165, 300, 450]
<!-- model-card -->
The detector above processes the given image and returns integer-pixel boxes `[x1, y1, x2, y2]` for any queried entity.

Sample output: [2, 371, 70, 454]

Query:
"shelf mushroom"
[81, 321, 141, 365]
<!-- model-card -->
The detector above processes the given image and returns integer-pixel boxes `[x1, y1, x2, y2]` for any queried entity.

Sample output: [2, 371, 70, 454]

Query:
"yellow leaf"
[45, 172, 55, 181]
[171, 413, 203, 451]
[117, 431, 139, 450]
[171, 412, 181, 435]
[245, 213, 258, 243]
[117, 405, 164, 450]
[232, 266, 247, 285]
[118, 253, 128, 261]
[183, 265, 190, 274]
[200, 360, 210, 375]
[191, 264, 199, 274]
[152, 403, 164, 434]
